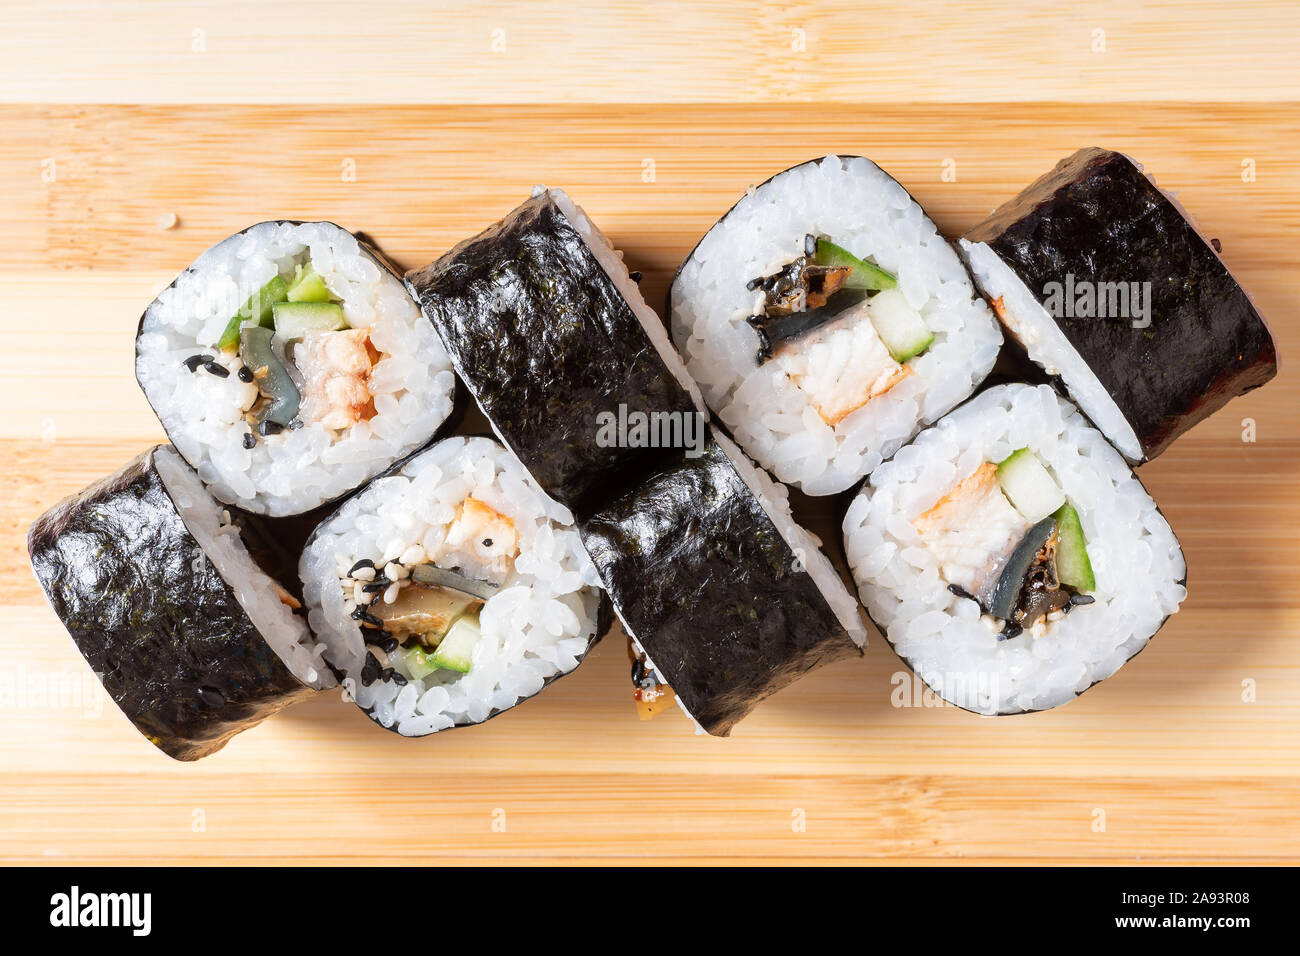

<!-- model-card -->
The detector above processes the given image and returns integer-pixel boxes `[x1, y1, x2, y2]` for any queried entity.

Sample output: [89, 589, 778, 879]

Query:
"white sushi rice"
[959, 239, 1144, 461]
[136, 221, 456, 516]
[842, 384, 1185, 714]
[299, 436, 603, 736]
[153, 445, 330, 689]
[671, 155, 1002, 495]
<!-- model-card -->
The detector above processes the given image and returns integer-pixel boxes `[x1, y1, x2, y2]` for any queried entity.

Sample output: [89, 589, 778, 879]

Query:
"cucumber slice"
[813, 237, 898, 291]
[216, 274, 288, 351]
[430, 616, 481, 674]
[286, 263, 332, 303]
[1053, 502, 1095, 592]
[996, 448, 1065, 522]
[867, 288, 934, 362]
[272, 301, 347, 339]
[404, 645, 439, 681]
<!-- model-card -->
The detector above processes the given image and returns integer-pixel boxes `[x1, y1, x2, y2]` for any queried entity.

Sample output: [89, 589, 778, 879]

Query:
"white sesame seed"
[352, 565, 376, 582]
[353, 582, 365, 605]
[156, 211, 178, 230]
[384, 562, 404, 582]
[383, 582, 401, 604]
[399, 545, 426, 566]
[343, 600, 356, 616]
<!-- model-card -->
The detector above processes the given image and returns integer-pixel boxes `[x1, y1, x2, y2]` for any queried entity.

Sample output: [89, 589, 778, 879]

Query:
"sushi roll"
[299, 436, 606, 736]
[842, 384, 1187, 715]
[580, 429, 866, 736]
[960, 148, 1277, 462]
[27, 446, 328, 760]
[405, 187, 704, 515]
[670, 155, 1003, 496]
[136, 221, 457, 516]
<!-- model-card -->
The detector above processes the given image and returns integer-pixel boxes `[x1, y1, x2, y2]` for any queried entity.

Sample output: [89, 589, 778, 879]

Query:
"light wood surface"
[2, 1, 1297, 865]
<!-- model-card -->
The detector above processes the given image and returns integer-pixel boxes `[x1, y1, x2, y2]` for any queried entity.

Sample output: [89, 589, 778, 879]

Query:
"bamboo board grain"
[2, 1, 1299, 104]
[2, 4, 1299, 865]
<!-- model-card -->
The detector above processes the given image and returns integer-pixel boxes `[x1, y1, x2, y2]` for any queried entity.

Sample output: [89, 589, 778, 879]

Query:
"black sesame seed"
[998, 621, 1023, 642]
[237, 365, 254, 383]
[360, 652, 381, 686]
[482, 538, 493, 548]
[361, 581, 388, 594]
[1069, 593, 1096, 607]
[288, 418, 304, 430]
[631, 658, 645, 683]
[203, 360, 229, 378]
[356, 611, 384, 628]
[628, 271, 642, 283]
[257, 420, 284, 437]
[348, 558, 376, 576]
[182, 354, 211, 372]
[388, 671, 407, 686]
[947, 583, 975, 601]
[241, 432, 256, 450]
[745, 277, 761, 291]
[379, 637, 399, 654]
[1211, 237, 1222, 252]
[196, 685, 225, 707]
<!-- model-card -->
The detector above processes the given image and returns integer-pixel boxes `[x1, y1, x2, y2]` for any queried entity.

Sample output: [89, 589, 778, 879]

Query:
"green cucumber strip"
[996, 447, 1065, 523]
[813, 237, 898, 291]
[1052, 502, 1095, 592]
[216, 274, 289, 351]
[286, 263, 332, 303]
[272, 301, 347, 338]
[867, 288, 934, 362]
[405, 645, 439, 681]
[430, 616, 481, 673]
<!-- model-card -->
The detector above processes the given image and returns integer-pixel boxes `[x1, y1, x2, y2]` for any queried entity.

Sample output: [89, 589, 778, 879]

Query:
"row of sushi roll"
[28, 148, 1276, 758]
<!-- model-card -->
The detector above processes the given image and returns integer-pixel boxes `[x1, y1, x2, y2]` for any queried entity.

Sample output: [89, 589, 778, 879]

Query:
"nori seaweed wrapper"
[27, 447, 314, 760]
[964, 147, 1277, 460]
[405, 192, 699, 516]
[578, 434, 859, 736]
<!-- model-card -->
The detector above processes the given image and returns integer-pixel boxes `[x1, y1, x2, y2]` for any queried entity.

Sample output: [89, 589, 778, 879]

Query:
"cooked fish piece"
[912, 461, 1030, 605]
[438, 496, 520, 579]
[774, 306, 910, 425]
[295, 328, 378, 430]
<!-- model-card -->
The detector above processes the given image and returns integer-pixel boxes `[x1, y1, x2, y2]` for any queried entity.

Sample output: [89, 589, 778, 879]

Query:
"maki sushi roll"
[136, 221, 457, 516]
[670, 155, 1003, 496]
[580, 429, 866, 736]
[28, 446, 328, 760]
[299, 436, 606, 736]
[406, 187, 704, 515]
[842, 384, 1186, 715]
[960, 148, 1277, 462]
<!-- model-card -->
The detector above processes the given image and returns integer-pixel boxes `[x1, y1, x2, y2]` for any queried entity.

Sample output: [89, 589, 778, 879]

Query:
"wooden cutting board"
[2, 1, 1297, 865]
